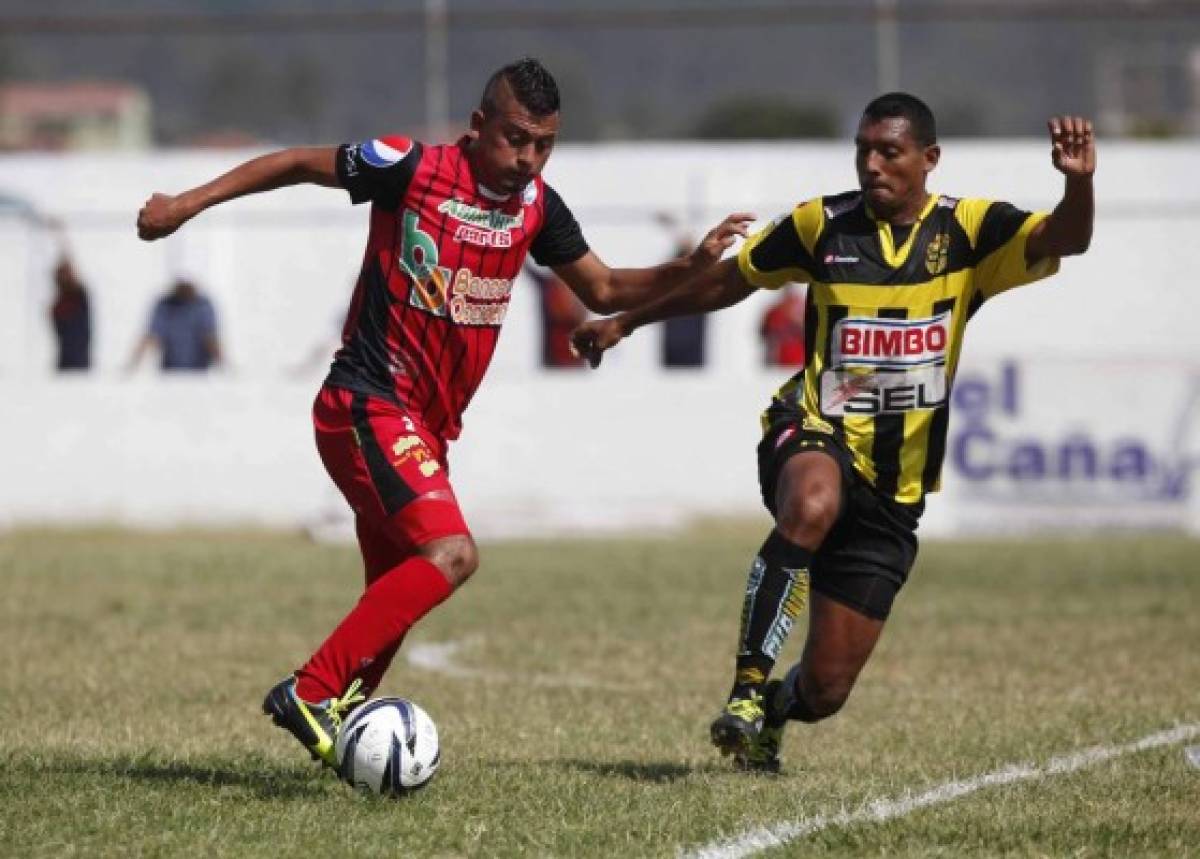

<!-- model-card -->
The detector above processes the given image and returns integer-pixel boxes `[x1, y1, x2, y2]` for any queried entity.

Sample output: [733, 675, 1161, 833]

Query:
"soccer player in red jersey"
[136, 58, 752, 768]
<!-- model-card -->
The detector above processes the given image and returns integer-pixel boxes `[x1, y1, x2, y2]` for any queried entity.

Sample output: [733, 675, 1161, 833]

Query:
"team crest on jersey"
[925, 232, 950, 275]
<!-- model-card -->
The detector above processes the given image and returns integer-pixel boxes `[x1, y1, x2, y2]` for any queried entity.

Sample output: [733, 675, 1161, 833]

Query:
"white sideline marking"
[406, 638, 641, 692]
[681, 723, 1200, 859]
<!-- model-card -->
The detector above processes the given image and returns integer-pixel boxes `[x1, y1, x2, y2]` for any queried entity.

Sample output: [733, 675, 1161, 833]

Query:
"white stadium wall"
[1, 141, 1197, 538]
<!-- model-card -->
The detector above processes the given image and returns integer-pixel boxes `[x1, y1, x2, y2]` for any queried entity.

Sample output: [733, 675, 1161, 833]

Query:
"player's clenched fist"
[136, 193, 188, 241]
[1047, 116, 1095, 178]
[570, 316, 626, 369]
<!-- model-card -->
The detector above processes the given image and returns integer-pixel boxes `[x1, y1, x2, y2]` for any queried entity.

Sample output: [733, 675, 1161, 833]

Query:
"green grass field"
[1, 526, 1197, 857]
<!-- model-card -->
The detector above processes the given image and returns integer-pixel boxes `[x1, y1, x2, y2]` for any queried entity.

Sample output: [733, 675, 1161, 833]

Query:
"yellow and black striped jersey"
[737, 191, 1059, 506]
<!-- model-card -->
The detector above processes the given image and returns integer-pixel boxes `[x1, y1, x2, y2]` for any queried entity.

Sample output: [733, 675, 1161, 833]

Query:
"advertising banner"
[928, 356, 1200, 535]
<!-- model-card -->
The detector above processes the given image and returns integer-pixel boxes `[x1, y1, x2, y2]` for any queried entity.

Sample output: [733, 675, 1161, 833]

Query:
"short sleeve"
[957, 199, 1060, 300]
[736, 199, 822, 290]
[530, 184, 589, 267]
[336, 136, 422, 210]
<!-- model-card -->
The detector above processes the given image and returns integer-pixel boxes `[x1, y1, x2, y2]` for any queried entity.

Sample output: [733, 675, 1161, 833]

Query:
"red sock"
[295, 556, 452, 702]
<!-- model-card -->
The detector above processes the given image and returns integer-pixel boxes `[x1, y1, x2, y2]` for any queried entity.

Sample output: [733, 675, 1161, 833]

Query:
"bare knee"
[774, 452, 842, 548]
[418, 535, 479, 588]
[776, 490, 839, 548]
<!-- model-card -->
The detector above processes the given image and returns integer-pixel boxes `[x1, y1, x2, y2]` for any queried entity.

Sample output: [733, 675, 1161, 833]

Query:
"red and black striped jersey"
[327, 135, 588, 440]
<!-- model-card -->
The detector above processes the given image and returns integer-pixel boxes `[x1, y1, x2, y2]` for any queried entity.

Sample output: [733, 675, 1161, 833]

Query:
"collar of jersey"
[454, 136, 517, 203]
[867, 192, 938, 268]
[477, 183, 511, 202]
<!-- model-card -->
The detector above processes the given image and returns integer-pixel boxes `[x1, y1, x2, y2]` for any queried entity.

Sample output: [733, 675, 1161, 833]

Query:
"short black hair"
[862, 92, 937, 147]
[480, 57, 560, 117]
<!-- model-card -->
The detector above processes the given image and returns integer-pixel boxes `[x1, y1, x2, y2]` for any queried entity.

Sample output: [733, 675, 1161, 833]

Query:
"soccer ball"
[336, 697, 440, 796]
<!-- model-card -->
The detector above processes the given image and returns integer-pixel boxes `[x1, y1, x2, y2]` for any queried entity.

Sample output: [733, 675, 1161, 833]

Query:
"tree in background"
[689, 96, 836, 140]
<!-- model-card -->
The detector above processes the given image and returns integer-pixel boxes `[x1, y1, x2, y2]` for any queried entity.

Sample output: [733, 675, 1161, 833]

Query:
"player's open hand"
[570, 316, 627, 369]
[691, 212, 756, 268]
[1048, 116, 1095, 178]
[137, 193, 188, 241]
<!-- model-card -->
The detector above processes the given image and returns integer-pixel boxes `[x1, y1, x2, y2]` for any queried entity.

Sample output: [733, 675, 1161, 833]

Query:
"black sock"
[772, 663, 822, 724]
[729, 530, 812, 702]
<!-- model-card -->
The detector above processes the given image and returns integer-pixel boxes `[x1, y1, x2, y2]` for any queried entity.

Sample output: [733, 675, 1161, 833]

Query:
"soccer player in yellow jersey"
[572, 93, 1095, 772]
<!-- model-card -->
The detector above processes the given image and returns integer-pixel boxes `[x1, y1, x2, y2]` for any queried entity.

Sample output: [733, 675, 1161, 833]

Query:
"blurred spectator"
[656, 212, 707, 368]
[49, 255, 91, 371]
[525, 262, 587, 369]
[128, 278, 222, 372]
[760, 285, 806, 367]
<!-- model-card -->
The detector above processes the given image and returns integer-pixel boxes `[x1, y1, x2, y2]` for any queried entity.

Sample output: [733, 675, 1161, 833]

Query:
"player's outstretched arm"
[1026, 115, 1095, 265]
[569, 257, 756, 368]
[136, 147, 339, 241]
[552, 212, 754, 314]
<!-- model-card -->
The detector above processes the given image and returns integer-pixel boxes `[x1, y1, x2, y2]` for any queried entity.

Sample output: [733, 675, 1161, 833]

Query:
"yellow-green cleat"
[735, 680, 785, 773]
[262, 676, 366, 767]
[709, 689, 764, 756]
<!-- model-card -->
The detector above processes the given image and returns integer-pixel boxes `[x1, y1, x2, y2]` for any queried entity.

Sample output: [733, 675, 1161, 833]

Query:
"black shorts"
[757, 421, 922, 621]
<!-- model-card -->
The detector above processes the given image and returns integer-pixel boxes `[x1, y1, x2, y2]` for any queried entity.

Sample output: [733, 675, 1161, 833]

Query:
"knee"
[420, 535, 479, 588]
[776, 490, 839, 548]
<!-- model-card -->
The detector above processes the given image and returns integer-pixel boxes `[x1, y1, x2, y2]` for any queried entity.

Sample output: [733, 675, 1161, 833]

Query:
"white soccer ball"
[335, 697, 440, 796]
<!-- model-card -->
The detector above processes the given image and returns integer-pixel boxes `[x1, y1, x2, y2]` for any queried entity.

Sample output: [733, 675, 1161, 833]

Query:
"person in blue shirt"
[129, 278, 222, 372]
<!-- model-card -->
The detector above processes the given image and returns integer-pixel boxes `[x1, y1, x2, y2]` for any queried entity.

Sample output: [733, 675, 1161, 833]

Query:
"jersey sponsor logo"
[398, 208, 514, 326]
[361, 138, 411, 168]
[398, 210, 454, 317]
[437, 198, 524, 232]
[454, 223, 513, 248]
[832, 311, 952, 368]
[925, 233, 950, 275]
[819, 366, 948, 416]
[521, 181, 538, 206]
[448, 268, 512, 326]
[824, 253, 859, 264]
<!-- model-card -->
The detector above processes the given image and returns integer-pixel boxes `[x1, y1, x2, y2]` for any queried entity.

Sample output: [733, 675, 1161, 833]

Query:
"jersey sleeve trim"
[530, 183, 589, 267]
[736, 200, 821, 290]
[337, 137, 421, 209]
[977, 209, 1060, 299]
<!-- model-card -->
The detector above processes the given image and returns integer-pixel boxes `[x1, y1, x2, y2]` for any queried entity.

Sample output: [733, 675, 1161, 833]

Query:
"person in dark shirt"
[128, 278, 222, 372]
[49, 256, 91, 371]
[525, 261, 588, 368]
[657, 215, 708, 368]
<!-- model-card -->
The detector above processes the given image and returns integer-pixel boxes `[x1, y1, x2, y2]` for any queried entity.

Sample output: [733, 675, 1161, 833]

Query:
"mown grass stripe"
[681, 723, 1200, 859]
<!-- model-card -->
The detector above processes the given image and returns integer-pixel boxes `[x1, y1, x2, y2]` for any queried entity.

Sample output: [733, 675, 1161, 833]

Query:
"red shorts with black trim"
[313, 385, 469, 552]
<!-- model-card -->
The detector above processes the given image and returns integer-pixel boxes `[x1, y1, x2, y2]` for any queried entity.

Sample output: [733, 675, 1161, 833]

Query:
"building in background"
[0, 82, 151, 151]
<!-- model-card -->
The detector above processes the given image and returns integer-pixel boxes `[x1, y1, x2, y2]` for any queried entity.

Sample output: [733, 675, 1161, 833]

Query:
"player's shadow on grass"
[558, 758, 721, 783]
[24, 755, 334, 800]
